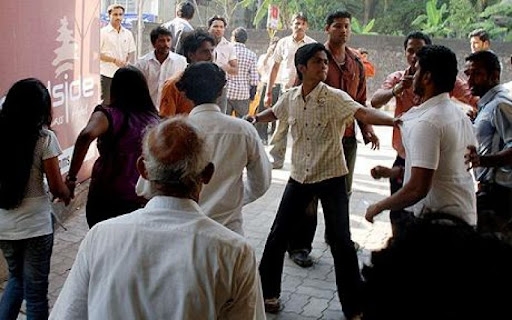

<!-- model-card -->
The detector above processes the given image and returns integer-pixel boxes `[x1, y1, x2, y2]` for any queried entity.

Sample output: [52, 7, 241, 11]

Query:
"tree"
[471, 1, 512, 41]
[242, 0, 362, 30]
[411, 0, 451, 37]
[373, 0, 424, 35]
[447, 0, 477, 38]
[351, 17, 378, 35]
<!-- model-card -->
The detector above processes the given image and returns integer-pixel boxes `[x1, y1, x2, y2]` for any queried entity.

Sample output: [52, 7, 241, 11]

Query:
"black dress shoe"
[289, 250, 313, 268]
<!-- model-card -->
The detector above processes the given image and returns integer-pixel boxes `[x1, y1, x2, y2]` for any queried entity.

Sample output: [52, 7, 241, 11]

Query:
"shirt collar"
[105, 23, 124, 33]
[147, 51, 172, 63]
[218, 37, 229, 46]
[189, 103, 221, 116]
[290, 82, 325, 101]
[175, 17, 193, 29]
[292, 35, 308, 44]
[478, 84, 507, 107]
[145, 196, 203, 214]
[418, 92, 450, 109]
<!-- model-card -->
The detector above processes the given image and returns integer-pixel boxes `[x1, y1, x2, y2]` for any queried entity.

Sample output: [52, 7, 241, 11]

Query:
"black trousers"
[287, 137, 357, 253]
[477, 182, 512, 237]
[259, 177, 362, 317]
[100, 75, 112, 106]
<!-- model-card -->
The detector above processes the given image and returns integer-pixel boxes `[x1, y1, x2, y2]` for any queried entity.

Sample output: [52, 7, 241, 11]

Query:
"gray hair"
[142, 116, 210, 191]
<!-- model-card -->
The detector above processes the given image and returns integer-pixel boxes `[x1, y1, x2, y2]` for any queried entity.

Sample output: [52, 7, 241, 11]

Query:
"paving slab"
[2, 125, 395, 319]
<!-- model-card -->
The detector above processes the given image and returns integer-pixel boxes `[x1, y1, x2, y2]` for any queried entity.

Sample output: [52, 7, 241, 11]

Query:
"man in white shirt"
[264, 12, 316, 169]
[366, 45, 477, 228]
[49, 117, 266, 320]
[134, 26, 187, 109]
[139, 61, 271, 235]
[208, 15, 238, 113]
[161, 1, 195, 53]
[100, 4, 136, 105]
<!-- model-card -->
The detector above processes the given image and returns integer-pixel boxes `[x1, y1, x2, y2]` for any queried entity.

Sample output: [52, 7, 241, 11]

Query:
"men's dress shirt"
[134, 51, 187, 108]
[382, 70, 477, 158]
[137, 104, 271, 234]
[227, 43, 259, 101]
[214, 37, 237, 70]
[400, 93, 477, 225]
[189, 104, 271, 234]
[324, 45, 366, 138]
[257, 53, 275, 85]
[473, 84, 512, 187]
[161, 17, 194, 52]
[272, 82, 361, 184]
[100, 24, 136, 78]
[49, 196, 266, 320]
[273, 35, 316, 88]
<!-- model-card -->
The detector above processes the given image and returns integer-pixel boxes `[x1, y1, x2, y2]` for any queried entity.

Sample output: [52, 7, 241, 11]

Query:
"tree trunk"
[364, 0, 379, 23]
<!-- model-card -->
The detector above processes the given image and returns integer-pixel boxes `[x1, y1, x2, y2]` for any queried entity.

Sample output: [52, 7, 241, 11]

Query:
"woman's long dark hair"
[0, 78, 53, 209]
[109, 66, 158, 114]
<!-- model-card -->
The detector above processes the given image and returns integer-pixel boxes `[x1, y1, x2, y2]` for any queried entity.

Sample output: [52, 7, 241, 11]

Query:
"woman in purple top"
[66, 66, 160, 228]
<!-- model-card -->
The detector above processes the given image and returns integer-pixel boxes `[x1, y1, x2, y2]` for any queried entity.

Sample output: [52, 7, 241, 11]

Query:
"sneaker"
[289, 250, 314, 268]
[264, 297, 281, 313]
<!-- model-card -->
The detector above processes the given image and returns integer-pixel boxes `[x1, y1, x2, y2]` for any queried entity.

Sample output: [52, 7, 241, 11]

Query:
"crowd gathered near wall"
[2, 1, 512, 319]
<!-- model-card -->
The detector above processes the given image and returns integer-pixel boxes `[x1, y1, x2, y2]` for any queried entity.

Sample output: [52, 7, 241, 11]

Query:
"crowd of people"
[1, 2, 512, 319]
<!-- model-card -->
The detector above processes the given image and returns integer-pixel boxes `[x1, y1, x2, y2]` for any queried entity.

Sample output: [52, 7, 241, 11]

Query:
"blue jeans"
[0, 233, 53, 320]
[259, 176, 362, 318]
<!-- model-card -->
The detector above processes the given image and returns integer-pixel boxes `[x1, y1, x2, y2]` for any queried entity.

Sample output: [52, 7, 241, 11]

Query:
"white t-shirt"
[0, 129, 62, 240]
[400, 93, 477, 225]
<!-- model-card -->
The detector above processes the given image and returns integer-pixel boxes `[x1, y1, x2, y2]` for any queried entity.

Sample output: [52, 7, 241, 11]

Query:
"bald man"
[50, 117, 265, 319]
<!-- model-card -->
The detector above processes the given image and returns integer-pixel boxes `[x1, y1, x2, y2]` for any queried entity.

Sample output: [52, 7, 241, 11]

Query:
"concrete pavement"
[4, 125, 396, 320]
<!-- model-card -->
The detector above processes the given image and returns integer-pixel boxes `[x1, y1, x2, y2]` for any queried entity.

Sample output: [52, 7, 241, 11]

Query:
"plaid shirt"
[226, 43, 259, 100]
[272, 82, 361, 184]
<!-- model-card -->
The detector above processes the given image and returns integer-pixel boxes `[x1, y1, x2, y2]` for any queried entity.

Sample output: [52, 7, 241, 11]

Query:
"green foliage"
[447, 0, 476, 38]
[243, 0, 362, 30]
[411, 0, 451, 37]
[234, 0, 512, 42]
[351, 17, 378, 35]
[471, 2, 512, 41]
[372, 0, 425, 35]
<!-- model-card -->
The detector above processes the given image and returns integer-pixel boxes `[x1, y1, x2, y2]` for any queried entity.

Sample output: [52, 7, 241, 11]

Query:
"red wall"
[0, 0, 101, 181]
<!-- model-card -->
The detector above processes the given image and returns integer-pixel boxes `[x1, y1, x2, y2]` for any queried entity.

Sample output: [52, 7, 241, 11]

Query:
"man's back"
[50, 196, 265, 319]
[162, 17, 193, 52]
[226, 43, 258, 101]
[189, 104, 271, 234]
[401, 94, 477, 224]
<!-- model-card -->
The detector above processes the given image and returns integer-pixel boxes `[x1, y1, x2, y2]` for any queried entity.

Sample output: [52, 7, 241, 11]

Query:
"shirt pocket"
[289, 117, 302, 140]
[312, 112, 333, 140]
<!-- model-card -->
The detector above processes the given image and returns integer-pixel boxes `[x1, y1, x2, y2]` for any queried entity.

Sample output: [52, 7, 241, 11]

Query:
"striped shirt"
[272, 82, 361, 183]
[227, 43, 259, 100]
